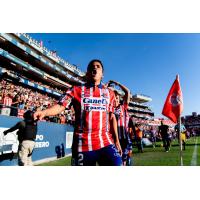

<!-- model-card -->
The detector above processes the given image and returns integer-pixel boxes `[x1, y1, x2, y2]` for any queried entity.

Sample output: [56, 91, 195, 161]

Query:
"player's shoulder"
[66, 83, 83, 92]
[73, 83, 87, 89]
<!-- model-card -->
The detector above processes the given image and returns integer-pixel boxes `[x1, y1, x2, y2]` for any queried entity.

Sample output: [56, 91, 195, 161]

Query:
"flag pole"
[176, 75, 183, 166]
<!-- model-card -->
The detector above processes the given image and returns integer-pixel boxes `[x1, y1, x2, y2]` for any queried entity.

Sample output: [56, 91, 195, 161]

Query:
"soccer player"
[107, 80, 133, 166]
[34, 59, 122, 166]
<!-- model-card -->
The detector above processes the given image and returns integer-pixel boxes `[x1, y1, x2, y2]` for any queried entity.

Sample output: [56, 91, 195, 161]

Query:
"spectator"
[60, 114, 66, 124]
[135, 123, 143, 153]
[1, 92, 13, 116]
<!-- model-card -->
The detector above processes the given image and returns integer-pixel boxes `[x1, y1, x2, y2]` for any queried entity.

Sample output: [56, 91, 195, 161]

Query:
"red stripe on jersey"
[115, 103, 129, 140]
[59, 84, 115, 152]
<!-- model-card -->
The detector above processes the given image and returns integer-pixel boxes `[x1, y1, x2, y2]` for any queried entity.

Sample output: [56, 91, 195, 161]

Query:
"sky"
[30, 33, 200, 118]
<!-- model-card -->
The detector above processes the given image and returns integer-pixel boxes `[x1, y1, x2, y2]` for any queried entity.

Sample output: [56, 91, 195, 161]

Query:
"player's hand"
[105, 80, 115, 88]
[3, 131, 7, 136]
[110, 80, 119, 85]
[33, 110, 46, 121]
[115, 141, 122, 156]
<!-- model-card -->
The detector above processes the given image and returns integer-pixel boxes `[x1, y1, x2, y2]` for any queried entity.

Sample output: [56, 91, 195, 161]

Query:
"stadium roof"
[131, 94, 152, 103]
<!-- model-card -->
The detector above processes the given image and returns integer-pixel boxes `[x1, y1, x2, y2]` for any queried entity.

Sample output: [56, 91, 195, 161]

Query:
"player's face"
[115, 95, 120, 107]
[87, 61, 103, 83]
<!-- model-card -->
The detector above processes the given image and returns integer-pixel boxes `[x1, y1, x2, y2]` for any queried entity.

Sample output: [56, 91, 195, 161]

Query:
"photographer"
[3, 110, 38, 166]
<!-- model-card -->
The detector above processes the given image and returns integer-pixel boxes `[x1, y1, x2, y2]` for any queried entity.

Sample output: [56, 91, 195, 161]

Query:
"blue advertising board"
[0, 115, 74, 166]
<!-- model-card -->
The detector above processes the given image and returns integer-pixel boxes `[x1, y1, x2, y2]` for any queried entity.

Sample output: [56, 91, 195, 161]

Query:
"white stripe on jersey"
[88, 87, 93, 151]
[78, 85, 85, 152]
[122, 112, 126, 139]
[118, 116, 121, 140]
[105, 89, 112, 144]
[99, 88, 104, 148]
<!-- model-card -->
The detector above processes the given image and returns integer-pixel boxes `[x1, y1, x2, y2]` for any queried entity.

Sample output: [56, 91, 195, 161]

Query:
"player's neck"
[88, 79, 101, 86]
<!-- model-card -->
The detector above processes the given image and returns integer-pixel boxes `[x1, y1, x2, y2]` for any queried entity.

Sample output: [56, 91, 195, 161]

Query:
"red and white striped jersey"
[114, 103, 129, 140]
[3, 96, 12, 106]
[59, 83, 115, 152]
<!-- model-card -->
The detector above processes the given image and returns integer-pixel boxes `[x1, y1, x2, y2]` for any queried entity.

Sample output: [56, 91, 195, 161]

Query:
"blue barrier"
[0, 115, 74, 166]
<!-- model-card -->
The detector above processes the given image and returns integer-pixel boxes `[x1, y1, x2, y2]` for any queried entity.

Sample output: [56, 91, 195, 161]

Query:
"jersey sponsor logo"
[83, 97, 108, 105]
[84, 105, 106, 111]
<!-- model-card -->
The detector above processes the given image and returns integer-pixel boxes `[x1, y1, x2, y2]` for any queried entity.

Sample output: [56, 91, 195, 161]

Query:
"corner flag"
[162, 75, 183, 123]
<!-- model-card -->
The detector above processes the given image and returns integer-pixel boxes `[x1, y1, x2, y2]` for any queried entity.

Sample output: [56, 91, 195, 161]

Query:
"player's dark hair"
[87, 59, 104, 72]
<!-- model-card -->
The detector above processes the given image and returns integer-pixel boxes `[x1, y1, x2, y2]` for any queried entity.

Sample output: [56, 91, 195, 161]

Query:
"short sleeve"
[58, 87, 74, 109]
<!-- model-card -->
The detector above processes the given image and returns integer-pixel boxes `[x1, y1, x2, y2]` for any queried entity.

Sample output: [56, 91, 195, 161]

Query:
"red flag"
[162, 75, 183, 123]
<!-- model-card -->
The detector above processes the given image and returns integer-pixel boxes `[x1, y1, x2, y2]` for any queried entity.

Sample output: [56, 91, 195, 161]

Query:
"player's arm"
[34, 87, 74, 121]
[34, 104, 65, 120]
[182, 125, 186, 132]
[110, 113, 122, 156]
[108, 80, 131, 105]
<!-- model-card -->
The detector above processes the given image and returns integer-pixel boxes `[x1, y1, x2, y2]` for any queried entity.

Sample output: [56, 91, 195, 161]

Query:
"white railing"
[17, 33, 85, 76]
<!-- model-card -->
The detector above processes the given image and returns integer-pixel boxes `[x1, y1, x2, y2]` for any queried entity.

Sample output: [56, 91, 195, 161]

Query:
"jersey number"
[78, 153, 84, 166]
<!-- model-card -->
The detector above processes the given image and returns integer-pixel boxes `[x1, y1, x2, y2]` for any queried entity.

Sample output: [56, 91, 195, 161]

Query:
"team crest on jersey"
[101, 89, 109, 98]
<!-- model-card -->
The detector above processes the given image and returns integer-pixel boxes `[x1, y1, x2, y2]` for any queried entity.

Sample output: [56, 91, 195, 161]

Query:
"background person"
[107, 80, 133, 166]
[135, 123, 143, 153]
[158, 120, 170, 152]
[3, 110, 38, 166]
[175, 121, 187, 150]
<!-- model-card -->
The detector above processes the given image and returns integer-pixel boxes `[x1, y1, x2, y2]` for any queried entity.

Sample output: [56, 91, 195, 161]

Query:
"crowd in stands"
[2, 68, 64, 94]
[183, 117, 200, 126]
[0, 79, 75, 125]
[29, 80, 64, 94]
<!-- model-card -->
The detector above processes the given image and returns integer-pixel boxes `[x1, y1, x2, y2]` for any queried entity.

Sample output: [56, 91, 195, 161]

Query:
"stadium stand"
[181, 112, 200, 135]
[0, 33, 154, 126]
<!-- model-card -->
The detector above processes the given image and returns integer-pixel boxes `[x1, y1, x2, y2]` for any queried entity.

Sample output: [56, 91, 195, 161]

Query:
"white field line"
[190, 138, 198, 166]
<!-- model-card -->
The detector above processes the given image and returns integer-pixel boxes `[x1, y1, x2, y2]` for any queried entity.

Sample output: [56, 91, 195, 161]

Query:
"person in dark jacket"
[3, 110, 38, 166]
[158, 120, 170, 152]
